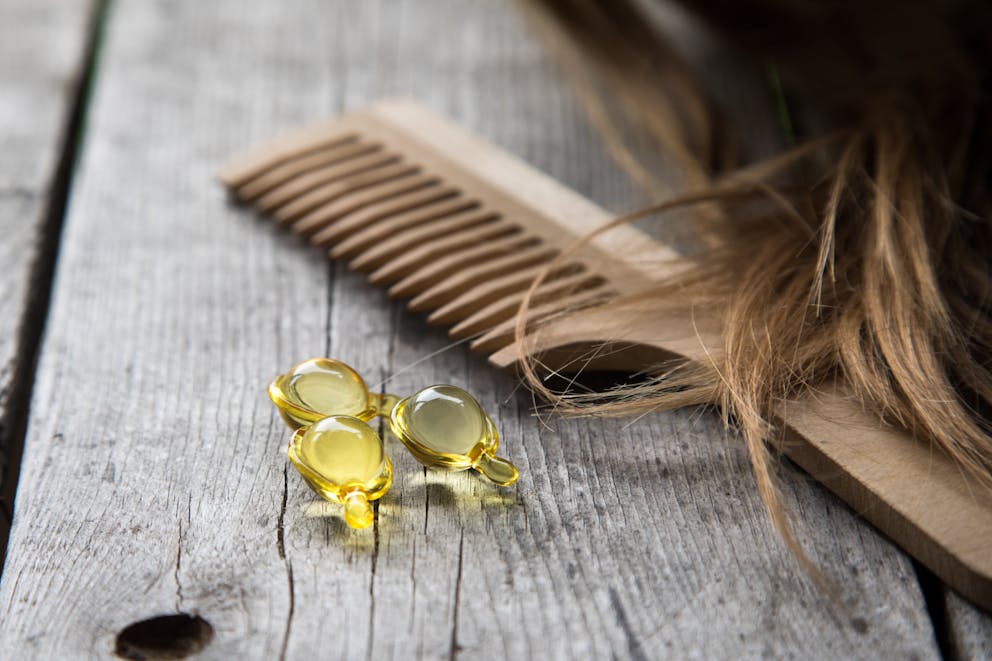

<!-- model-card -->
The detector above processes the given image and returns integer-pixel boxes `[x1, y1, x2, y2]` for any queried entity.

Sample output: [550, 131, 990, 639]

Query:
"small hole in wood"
[114, 613, 213, 660]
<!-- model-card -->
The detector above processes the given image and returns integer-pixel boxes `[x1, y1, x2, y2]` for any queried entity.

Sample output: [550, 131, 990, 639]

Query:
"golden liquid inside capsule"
[404, 386, 486, 455]
[390, 385, 519, 486]
[268, 358, 376, 428]
[287, 415, 392, 529]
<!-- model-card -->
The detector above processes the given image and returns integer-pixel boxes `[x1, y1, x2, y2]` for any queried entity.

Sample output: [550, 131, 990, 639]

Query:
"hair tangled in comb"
[516, 0, 992, 581]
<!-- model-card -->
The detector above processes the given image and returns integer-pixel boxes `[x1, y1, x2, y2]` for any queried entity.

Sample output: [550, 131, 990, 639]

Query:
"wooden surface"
[0, 0, 988, 658]
[947, 592, 992, 659]
[0, 0, 95, 541]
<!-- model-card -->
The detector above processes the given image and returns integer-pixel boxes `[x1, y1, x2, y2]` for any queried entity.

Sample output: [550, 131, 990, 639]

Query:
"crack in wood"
[278, 562, 295, 661]
[449, 528, 465, 661]
[277, 466, 288, 561]
[423, 467, 429, 535]
[174, 519, 184, 612]
[366, 501, 381, 661]
[277, 466, 294, 660]
[608, 587, 646, 661]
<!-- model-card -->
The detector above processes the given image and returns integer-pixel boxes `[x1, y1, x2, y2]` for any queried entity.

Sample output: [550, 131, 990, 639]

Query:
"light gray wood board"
[0, 0, 94, 512]
[0, 0, 946, 658]
[946, 591, 991, 660]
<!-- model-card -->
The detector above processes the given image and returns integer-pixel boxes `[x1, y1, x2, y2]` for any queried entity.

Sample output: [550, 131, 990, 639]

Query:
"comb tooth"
[369, 221, 536, 286]
[235, 141, 382, 201]
[299, 176, 442, 244]
[424, 264, 575, 326]
[348, 205, 494, 271]
[360, 213, 520, 285]
[288, 172, 435, 237]
[389, 234, 541, 297]
[406, 245, 558, 312]
[470, 287, 617, 353]
[253, 150, 397, 213]
[219, 133, 359, 188]
[444, 271, 604, 336]
[331, 197, 480, 260]
[322, 186, 461, 254]
[271, 162, 419, 224]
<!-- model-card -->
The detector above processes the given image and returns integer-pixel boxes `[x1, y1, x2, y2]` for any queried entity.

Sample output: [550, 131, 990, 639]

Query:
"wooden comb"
[219, 99, 992, 610]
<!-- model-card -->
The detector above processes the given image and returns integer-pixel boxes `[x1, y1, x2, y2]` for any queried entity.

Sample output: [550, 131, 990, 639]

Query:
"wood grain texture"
[0, 0, 968, 658]
[946, 591, 992, 660]
[0, 0, 95, 528]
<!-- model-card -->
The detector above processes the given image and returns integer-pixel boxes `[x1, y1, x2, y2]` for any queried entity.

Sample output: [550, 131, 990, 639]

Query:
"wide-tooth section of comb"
[387, 234, 538, 298]
[448, 272, 606, 339]
[406, 245, 559, 312]
[324, 186, 463, 255]
[333, 199, 484, 261]
[235, 140, 381, 201]
[254, 149, 397, 213]
[348, 206, 494, 271]
[293, 172, 437, 237]
[219, 133, 359, 188]
[424, 262, 583, 326]
[274, 161, 419, 225]
[469, 286, 617, 353]
[365, 219, 519, 284]
[221, 101, 673, 361]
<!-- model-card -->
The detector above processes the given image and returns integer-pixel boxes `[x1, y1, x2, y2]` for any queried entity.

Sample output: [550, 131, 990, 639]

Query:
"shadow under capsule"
[298, 469, 520, 546]
[300, 500, 384, 549]
[404, 468, 520, 508]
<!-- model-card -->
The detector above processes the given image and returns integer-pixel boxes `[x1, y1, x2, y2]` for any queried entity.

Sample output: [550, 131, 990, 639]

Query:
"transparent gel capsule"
[287, 415, 392, 529]
[389, 385, 519, 486]
[268, 358, 393, 429]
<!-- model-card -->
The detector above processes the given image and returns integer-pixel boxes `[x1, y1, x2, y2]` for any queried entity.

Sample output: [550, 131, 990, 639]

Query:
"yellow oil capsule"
[268, 357, 393, 429]
[287, 415, 392, 529]
[389, 385, 519, 486]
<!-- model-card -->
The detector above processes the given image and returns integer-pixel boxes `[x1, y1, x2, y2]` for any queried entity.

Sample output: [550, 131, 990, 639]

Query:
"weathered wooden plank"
[0, 0, 96, 542]
[946, 591, 991, 660]
[0, 0, 951, 658]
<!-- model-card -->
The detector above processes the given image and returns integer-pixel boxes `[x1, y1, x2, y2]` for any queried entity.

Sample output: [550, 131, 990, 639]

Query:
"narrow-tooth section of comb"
[219, 133, 358, 188]
[386, 234, 536, 297]
[235, 140, 382, 201]
[366, 220, 520, 285]
[254, 150, 397, 213]
[292, 173, 437, 237]
[324, 187, 462, 255]
[302, 174, 442, 248]
[273, 162, 419, 224]
[347, 204, 493, 271]
[406, 245, 559, 312]
[469, 287, 617, 353]
[449, 272, 606, 339]
[332, 198, 482, 261]
[425, 263, 583, 326]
